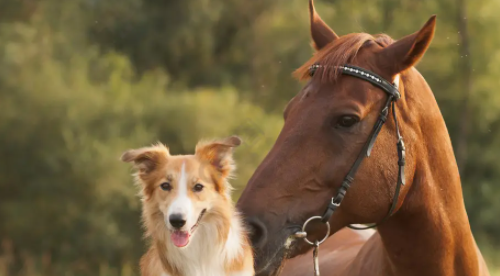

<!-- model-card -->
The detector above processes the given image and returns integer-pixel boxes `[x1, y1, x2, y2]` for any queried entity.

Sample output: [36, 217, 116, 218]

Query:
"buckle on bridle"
[331, 198, 341, 207]
[397, 138, 405, 151]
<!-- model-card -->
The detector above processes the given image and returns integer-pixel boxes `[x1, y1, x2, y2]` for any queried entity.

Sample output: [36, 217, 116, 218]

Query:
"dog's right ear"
[120, 143, 169, 175]
[195, 136, 241, 179]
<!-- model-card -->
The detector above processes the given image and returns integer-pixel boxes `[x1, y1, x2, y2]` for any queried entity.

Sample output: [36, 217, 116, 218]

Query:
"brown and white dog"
[121, 136, 254, 276]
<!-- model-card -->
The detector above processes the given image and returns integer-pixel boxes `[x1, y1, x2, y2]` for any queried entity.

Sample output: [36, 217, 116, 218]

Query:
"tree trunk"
[455, 0, 472, 172]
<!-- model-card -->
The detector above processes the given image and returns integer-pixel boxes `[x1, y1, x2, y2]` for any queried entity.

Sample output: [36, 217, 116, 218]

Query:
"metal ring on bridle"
[301, 216, 331, 246]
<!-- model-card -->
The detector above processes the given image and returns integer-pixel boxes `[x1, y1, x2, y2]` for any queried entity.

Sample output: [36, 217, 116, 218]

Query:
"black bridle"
[309, 64, 406, 230]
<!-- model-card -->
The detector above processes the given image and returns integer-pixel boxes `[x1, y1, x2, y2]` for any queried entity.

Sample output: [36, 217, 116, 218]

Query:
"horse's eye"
[193, 184, 204, 192]
[336, 115, 359, 128]
[160, 182, 172, 191]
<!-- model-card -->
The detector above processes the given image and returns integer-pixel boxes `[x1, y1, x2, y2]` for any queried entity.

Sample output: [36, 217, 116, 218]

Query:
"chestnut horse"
[237, 1, 490, 276]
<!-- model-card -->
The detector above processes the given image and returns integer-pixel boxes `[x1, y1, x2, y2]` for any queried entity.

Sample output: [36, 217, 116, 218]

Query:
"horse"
[236, 1, 490, 275]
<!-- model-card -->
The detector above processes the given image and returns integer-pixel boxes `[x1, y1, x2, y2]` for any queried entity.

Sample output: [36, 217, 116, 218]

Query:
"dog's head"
[121, 136, 241, 248]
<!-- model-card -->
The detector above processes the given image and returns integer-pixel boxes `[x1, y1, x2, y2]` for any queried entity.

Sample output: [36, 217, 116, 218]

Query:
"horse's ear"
[309, 0, 338, 51]
[377, 15, 436, 75]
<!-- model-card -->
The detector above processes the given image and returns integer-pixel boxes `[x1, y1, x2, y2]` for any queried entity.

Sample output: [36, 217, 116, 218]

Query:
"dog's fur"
[121, 136, 254, 276]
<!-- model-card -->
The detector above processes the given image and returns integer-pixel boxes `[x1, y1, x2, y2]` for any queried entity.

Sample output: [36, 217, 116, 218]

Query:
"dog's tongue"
[171, 231, 190, 247]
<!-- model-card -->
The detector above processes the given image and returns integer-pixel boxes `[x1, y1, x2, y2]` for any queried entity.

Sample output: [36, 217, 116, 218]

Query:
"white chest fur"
[162, 215, 248, 276]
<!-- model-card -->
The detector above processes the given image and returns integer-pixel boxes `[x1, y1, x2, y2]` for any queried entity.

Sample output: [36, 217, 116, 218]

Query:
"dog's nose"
[169, 214, 186, 229]
[246, 217, 268, 249]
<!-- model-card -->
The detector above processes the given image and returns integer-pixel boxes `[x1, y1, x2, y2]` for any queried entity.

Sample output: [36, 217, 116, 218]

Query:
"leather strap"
[340, 65, 401, 100]
[309, 64, 406, 229]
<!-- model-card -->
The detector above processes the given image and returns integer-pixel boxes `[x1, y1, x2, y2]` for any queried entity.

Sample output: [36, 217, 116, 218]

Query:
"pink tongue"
[171, 231, 190, 247]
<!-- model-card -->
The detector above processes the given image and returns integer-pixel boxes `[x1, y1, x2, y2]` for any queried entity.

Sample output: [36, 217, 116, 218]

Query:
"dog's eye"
[193, 184, 204, 192]
[160, 182, 172, 191]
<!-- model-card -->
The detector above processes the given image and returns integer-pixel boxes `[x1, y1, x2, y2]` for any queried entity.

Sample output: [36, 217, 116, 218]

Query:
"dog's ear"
[120, 143, 169, 175]
[121, 144, 169, 200]
[195, 136, 241, 179]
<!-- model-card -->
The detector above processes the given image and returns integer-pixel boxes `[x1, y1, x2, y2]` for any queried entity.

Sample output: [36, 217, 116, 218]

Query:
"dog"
[121, 136, 254, 276]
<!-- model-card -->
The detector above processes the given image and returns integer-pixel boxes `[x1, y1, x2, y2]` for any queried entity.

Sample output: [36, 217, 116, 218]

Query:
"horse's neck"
[377, 70, 480, 276]
[377, 173, 480, 276]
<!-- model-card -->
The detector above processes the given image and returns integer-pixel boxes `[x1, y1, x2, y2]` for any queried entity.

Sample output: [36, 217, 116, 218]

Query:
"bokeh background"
[0, 0, 499, 275]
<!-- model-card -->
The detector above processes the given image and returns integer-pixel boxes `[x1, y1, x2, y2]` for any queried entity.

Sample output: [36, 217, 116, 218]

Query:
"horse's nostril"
[246, 217, 268, 249]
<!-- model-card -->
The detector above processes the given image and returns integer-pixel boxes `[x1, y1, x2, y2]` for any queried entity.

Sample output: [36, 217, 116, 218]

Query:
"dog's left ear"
[195, 136, 242, 178]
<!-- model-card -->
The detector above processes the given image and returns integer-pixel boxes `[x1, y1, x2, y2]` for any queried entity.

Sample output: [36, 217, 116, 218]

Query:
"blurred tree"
[0, 1, 282, 274]
[455, 0, 472, 171]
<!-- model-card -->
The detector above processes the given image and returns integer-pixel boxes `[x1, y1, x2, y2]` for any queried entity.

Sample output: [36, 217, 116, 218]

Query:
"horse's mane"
[293, 33, 395, 82]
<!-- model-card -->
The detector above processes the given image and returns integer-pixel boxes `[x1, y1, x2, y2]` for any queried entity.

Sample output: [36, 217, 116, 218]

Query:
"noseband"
[303, 64, 406, 238]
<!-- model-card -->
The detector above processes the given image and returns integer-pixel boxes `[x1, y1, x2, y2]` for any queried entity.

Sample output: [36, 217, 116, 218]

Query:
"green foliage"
[0, 0, 499, 274]
[0, 5, 281, 274]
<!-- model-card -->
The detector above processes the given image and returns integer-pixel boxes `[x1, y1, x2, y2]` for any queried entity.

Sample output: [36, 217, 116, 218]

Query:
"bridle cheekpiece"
[301, 63, 406, 236]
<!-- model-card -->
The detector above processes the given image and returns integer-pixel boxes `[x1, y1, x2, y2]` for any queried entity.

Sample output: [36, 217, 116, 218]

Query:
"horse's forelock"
[293, 33, 396, 83]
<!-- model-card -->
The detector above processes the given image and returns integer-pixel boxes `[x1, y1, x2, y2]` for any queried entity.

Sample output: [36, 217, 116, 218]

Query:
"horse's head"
[237, 1, 436, 275]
